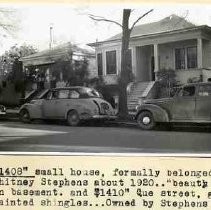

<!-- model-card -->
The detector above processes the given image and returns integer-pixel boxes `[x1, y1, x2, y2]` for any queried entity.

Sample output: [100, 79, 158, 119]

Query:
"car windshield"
[77, 88, 101, 98]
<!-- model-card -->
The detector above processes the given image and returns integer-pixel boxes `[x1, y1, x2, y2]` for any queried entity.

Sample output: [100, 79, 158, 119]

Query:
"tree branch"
[130, 9, 153, 32]
[88, 14, 122, 28]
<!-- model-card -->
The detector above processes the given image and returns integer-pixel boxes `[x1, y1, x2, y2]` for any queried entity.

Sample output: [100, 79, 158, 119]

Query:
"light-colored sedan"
[19, 87, 116, 126]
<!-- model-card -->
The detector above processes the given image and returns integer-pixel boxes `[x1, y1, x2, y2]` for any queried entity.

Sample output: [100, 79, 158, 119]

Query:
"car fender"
[136, 104, 169, 122]
[20, 104, 42, 119]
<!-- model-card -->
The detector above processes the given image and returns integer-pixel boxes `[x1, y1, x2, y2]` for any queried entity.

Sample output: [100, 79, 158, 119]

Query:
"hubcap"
[23, 113, 28, 119]
[142, 116, 150, 125]
[70, 115, 77, 121]
[68, 113, 79, 125]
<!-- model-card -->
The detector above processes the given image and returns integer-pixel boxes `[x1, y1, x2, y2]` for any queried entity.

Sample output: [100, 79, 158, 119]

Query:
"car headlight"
[0, 105, 6, 112]
[138, 98, 144, 105]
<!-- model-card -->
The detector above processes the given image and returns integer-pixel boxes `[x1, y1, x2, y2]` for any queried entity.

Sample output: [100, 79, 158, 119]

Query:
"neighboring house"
[21, 42, 96, 90]
[89, 14, 211, 113]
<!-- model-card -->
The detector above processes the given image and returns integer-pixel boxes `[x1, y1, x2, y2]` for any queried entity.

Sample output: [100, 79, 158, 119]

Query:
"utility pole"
[49, 23, 53, 49]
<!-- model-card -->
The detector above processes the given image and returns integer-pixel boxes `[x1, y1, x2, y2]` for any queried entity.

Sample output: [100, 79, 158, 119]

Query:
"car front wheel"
[67, 110, 80, 126]
[19, 109, 31, 123]
[137, 111, 155, 130]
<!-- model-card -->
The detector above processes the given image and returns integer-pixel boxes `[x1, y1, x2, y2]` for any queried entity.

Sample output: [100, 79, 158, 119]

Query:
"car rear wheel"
[137, 111, 155, 130]
[67, 110, 80, 126]
[19, 109, 31, 123]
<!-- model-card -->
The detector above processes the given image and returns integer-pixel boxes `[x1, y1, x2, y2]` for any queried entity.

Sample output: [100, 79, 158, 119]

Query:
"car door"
[53, 89, 72, 119]
[171, 85, 196, 121]
[42, 90, 59, 118]
[195, 84, 211, 121]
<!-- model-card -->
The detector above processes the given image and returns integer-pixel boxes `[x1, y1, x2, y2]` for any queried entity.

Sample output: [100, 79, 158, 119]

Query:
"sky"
[1, 3, 211, 54]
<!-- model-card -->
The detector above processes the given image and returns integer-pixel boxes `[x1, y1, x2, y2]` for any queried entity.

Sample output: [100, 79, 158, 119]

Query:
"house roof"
[89, 14, 209, 46]
[21, 42, 95, 66]
[108, 14, 196, 41]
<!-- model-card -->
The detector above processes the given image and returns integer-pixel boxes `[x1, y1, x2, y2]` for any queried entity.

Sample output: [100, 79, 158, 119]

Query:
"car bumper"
[0, 111, 6, 115]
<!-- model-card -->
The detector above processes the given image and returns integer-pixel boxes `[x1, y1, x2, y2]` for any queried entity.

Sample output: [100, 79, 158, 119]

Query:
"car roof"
[183, 82, 211, 87]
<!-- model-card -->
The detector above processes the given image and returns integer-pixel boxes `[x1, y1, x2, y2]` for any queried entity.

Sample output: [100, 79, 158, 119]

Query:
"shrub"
[156, 68, 177, 98]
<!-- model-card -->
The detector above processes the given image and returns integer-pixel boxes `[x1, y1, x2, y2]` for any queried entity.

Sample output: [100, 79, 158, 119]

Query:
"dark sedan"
[135, 82, 211, 130]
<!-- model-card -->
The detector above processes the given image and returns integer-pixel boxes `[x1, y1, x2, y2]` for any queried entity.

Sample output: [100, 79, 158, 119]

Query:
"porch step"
[127, 81, 156, 113]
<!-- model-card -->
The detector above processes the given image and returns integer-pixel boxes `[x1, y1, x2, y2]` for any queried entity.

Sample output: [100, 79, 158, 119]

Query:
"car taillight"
[100, 102, 110, 114]
[101, 102, 109, 110]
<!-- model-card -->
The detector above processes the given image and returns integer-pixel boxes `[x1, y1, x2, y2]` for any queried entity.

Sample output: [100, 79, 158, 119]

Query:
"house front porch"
[134, 38, 211, 85]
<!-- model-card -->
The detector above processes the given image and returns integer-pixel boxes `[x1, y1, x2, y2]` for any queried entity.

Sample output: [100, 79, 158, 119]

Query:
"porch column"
[131, 46, 137, 78]
[197, 38, 203, 69]
[102, 50, 106, 76]
[154, 44, 159, 72]
[60, 71, 63, 81]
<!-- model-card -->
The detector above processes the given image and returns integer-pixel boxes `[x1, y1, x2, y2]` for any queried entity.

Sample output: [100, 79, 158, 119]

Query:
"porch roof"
[88, 14, 211, 47]
[21, 42, 95, 67]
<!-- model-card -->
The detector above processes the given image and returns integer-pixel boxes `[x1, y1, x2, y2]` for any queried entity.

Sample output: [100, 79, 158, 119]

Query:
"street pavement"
[0, 120, 210, 153]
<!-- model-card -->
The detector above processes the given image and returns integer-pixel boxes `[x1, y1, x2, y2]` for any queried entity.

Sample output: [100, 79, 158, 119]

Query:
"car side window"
[178, 86, 195, 97]
[58, 90, 70, 99]
[198, 85, 211, 96]
[51, 91, 58, 99]
[69, 90, 80, 99]
[46, 91, 58, 100]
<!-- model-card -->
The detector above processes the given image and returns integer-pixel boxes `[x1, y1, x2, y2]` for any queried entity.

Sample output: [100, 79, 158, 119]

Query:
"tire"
[67, 110, 80, 126]
[19, 109, 31, 123]
[137, 111, 156, 130]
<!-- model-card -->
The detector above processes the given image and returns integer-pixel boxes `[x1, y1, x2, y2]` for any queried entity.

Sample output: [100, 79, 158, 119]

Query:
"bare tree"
[0, 8, 19, 40]
[89, 9, 153, 119]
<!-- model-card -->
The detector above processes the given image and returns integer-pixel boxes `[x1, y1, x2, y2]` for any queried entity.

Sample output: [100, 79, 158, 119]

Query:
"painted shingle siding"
[87, 57, 98, 78]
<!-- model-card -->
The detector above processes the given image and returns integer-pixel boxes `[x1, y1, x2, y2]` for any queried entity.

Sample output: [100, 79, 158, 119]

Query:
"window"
[175, 46, 198, 70]
[46, 90, 58, 100]
[77, 88, 100, 98]
[106, 50, 116, 74]
[179, 86, 195, 97]
[175, 48, 185, 69]
[69, 90, 80, 99]
[58, 90, 69, 99]
[187, 47, 197, 69]
[198, 85, 211, 96]
[97, 53, 103, 76]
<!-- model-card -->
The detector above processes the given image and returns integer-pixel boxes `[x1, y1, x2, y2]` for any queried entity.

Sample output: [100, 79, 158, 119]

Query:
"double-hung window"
[97, 53, 103, 76]
[175, 46, 197, 70]
[106, 50, 117, 74]
[187, 47, 197, 69]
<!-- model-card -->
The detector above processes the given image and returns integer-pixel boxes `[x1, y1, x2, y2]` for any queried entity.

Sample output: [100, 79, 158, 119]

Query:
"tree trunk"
[118, 9, 131, 119]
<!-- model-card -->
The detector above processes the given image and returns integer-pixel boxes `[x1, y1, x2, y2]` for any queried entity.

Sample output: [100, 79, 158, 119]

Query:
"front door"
[151, 56, 155, 81]
[171, 85, 196, 121]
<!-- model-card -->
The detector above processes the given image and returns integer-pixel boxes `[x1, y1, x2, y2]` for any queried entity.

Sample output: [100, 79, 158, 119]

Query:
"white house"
[89, 14, 211, 85]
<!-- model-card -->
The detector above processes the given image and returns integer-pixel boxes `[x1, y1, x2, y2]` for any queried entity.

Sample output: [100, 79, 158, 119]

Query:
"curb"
[106, 120, 138, 128]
